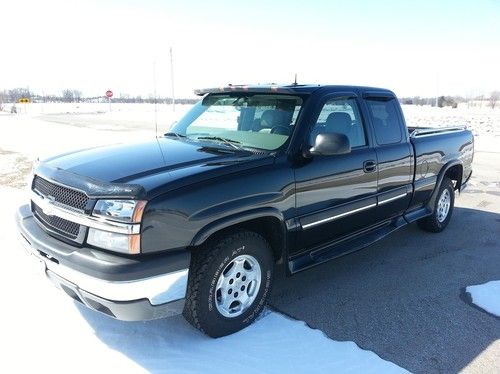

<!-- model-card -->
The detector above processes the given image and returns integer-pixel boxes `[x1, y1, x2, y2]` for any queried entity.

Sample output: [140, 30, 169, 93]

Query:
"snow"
[0, 187, 406, 373]
[466, 281, 500, 317]
[401, 104, 500, 137]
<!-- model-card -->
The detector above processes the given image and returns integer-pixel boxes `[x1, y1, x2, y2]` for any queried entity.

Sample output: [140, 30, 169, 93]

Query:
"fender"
[425, 160, 463, 211]
[190, 207, 287, 248]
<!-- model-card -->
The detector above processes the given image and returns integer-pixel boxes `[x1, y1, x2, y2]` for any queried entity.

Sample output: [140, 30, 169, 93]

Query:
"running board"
[288, 218, 406, 274]
[404, 206, 432, 223]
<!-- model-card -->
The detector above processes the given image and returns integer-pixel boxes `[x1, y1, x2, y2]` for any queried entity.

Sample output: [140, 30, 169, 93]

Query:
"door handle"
[363, 160, 377, 173]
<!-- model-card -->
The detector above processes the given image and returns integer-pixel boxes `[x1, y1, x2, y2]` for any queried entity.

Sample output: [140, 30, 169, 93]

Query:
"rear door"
[292, 93, 379, 255]
[362, 93, 413, 220]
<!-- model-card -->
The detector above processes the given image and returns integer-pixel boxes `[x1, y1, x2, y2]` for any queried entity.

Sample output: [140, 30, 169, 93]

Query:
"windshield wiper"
[164, 132, 186, 139]
[196, 136, 243, 150]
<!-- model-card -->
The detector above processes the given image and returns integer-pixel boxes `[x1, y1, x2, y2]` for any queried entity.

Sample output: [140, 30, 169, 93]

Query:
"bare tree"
[62, 89, 74, 102]
[489, 91, 500, 109]
[0, 90, 5, 111]
[61, 89, 82, 103]
[8, 88, 31, 102]
[72, 90, 82, 103]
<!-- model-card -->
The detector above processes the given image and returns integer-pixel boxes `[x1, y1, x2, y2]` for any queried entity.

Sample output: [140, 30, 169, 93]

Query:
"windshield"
[170, 94, 303, 151]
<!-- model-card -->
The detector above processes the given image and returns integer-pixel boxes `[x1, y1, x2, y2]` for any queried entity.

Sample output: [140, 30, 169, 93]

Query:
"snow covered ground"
[467, 281, 500, 317]
[1, 188, 406, 373]
[402, 103, 500, 137]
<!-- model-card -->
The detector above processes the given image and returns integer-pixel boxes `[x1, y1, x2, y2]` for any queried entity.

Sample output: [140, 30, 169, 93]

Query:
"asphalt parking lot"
[270, 148, 500, 373]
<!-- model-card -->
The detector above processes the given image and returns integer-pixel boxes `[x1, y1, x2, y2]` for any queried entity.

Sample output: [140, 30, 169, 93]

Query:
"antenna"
[153, 60, 158, 137]
[293, 73, 298, 86]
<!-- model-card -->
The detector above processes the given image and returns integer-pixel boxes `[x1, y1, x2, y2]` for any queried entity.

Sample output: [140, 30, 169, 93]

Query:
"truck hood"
[44, 138, 246, 183]
[39, 138, 272, 199]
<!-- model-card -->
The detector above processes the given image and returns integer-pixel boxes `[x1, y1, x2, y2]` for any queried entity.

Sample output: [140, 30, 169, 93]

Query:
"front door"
[293, 94, 379, 255]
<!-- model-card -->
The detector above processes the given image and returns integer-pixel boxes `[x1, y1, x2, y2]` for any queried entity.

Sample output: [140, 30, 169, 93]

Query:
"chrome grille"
[32, 203, 80, 239]
[31, 176, 89, 242]
[32, 176, 88, 211]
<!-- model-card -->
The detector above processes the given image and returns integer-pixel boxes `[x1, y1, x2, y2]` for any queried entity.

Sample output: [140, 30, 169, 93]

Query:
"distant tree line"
[0, 87, 199, 106]
[1, 87, 498, 109]
[399, 95, 466, 108]
[399, 91, 500, 109]
[0, 87, 33, 103]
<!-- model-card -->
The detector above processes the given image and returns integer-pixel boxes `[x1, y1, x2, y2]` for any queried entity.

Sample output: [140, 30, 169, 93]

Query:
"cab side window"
[365, 99, 403, 145]
[310, 98, 366, 148]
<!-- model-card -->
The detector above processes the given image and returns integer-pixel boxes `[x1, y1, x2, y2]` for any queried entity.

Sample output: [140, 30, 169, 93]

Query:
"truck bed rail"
[409, 126, 467, 138]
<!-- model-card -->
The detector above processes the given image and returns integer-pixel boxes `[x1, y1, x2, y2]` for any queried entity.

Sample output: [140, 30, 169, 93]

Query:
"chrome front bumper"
[17, 205, 190, 320]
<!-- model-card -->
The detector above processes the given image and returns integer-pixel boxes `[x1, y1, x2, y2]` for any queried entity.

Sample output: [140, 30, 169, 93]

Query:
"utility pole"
[170, 47, 175, 112]
[153, 60, 158, 136]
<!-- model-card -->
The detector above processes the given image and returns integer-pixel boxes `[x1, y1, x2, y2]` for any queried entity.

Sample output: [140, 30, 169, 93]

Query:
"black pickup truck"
[17, 85, 473, 337]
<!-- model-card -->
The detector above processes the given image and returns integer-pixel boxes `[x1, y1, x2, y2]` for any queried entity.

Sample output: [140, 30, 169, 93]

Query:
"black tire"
[417, 177, 455, 233]
[183, 230, 274, 338]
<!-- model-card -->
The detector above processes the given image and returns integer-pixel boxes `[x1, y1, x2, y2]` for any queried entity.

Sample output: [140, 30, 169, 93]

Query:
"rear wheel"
[418, 177, 455, 233]
[183, 230, 274, 337]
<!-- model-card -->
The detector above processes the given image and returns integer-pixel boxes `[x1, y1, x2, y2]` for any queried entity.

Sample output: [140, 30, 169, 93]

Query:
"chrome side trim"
[302, 203, 377, 229]
[31, 192, 140, 235]
[378, 193, 408, 206]
[19, 234, 188, 305]
[302, 191, 409, 229]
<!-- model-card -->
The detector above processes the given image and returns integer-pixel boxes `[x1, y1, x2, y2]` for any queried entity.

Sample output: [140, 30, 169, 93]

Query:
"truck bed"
[408, 126, 474, 208]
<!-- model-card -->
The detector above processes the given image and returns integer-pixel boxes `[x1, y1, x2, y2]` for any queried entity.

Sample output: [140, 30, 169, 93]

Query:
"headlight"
[87, 229, 141, 254]
[93, 199, 147, 223]
[89, 199, 147, 254]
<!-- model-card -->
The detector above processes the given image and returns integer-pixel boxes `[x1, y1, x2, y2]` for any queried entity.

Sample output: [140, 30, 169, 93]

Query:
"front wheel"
[418, 177, 455, 233]
[183, 230, 274, 337]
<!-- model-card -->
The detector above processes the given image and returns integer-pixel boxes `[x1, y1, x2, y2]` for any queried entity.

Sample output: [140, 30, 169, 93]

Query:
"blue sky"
[2, 0, 499, 97]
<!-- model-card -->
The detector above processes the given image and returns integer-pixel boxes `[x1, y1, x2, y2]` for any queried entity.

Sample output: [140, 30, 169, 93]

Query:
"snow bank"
[0, 187, 406, 374]
[466, 281, 500, 317]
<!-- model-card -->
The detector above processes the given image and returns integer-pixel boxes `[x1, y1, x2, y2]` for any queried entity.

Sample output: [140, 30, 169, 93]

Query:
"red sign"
[105, 90, 113, 98]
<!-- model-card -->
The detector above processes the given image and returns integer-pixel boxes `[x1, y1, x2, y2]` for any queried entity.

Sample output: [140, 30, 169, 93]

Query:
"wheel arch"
[444, 163, 463, 191]
[426, 160, 462, 211]
[190, 208, 287, 263]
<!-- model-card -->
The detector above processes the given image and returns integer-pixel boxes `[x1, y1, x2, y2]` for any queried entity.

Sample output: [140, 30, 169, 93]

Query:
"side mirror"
[305, 132, 351, 157]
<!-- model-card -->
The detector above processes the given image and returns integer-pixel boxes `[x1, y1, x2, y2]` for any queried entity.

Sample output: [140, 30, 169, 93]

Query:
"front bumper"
[16, 204, 190, 321]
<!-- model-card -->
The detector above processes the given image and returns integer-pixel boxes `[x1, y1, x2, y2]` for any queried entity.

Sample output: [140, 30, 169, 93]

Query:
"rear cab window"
[365, 98, 404, 145]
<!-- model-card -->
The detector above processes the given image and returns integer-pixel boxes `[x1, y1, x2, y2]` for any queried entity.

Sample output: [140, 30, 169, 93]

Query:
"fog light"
[87, 228, 140, 254]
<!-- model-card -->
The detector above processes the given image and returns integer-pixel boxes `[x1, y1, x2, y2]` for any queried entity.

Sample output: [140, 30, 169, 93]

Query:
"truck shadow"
[77, 206, 499, 373]
[269, 206, 500, 373]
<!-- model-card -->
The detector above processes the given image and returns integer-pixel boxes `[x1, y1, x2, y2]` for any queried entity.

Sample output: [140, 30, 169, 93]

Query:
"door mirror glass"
[307, 132, 351, 157]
